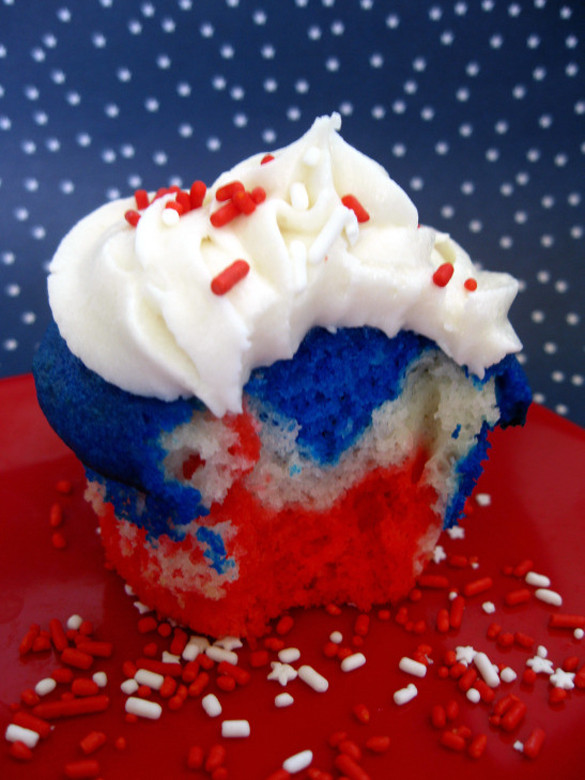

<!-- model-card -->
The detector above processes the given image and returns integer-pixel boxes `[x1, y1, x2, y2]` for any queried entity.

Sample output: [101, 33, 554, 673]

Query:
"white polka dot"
[206, 136, 221, 151]
[543, 342, 557, 354]
[386, 14, 400, 28]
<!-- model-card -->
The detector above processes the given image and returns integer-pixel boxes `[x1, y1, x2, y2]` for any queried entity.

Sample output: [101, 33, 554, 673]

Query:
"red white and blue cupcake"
[34, 114, 530, 637]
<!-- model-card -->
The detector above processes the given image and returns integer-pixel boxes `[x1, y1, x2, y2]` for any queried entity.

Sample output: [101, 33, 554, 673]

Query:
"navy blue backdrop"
[1, 0, 583, 424]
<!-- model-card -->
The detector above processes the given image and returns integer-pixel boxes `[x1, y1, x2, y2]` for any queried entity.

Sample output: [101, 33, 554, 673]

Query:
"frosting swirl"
[48, 114, 522, 416]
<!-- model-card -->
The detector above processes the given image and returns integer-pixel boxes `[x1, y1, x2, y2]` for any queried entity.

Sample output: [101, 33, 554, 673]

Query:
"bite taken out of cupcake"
[34, 114, 531, 638]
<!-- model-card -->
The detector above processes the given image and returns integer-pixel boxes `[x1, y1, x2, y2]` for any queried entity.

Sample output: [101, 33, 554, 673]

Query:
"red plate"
[1, 374, 585, 779]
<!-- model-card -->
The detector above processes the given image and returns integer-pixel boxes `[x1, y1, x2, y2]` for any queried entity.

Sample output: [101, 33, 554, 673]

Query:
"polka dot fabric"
[0, 0, 583, 424]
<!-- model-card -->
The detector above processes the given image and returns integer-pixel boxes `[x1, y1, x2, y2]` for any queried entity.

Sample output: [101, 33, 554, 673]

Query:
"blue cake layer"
[33, 322, 531, 541]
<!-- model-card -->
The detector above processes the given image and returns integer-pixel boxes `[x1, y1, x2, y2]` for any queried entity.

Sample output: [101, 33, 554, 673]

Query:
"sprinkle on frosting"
[48, 113, 522, 416]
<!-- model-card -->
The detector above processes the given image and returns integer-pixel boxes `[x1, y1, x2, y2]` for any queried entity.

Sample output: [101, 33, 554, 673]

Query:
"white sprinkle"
[135, 668, 164, 690]
[535, 589, 563, 606]
[5, 724, 40, 748]
[398, 657, 427, 678]
[161, 208, 180, 227]
[537, 645, 548, 658]
[162, 651, 181, 664]
[482, 601, 496, 614]
[432, 544, 447, 564]
[341, 652, 366, 672]
[120, 679, 139, 695]
[574, 628, 584, 640]
[308, 205, 352, 264]
[343, 210, 360, 245]
[125, 696, 162, 720]
[448, 590, 459, 601]
[221, 719, 250, 738]
[447, 526, 465, 540]
[466, 688, 481, 703]
[475, 492, 491, 506]
[500, 667, 517, 683]
[302, 146, 320, 166]
[124, 583, 136, 596]
[206, 645, 238, 665]
[525, 571, 551, 588]
[35, 678, 57, 697]
[275, 692, 294, 707]
[283, 749, 313, 774]
[278, 647, 301, 664]
[393, 682, 418, 705]
[92, 671, 108, 688]
[290, 181, 309, 210]
[201, 693, 222, 718]
[214, 636, 243, 651]
[66, 614, 83, 630]
[513, 740, 524, 752]
[182, 635, 208, 661]
[298, 664, 329, 692]
[133, 601, 152, 615]
[474, 651, 500, 688]
[329, 631, 343, 644]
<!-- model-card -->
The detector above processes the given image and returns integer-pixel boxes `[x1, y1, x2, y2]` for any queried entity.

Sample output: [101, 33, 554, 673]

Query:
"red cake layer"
[97, 451, 441, 637]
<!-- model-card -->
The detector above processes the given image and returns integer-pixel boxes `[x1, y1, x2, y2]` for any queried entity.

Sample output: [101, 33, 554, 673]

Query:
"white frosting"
[48, 113, 522, 417]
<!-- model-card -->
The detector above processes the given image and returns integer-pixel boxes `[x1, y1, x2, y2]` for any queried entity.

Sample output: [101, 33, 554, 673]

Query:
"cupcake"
[33, 114, 530, 637]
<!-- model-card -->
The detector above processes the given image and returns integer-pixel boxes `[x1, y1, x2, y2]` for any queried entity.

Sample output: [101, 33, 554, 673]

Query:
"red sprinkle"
[32, 695, 109, 719]
[63, 759, 100, 779]
[447, 554, 468, 568]
[354, 614, 370, 637]
[436, 608, 450, 634]
[440, 730, 466, 752]
[79, 731, 107, 755]
[211, 259, 250, 296]
[418, 574, 450, 589]
[19, 624, 40, 656]
[71, 678, 100, 697]
[500, 700, 527, 731]
[523, 727, 546, 759]
[187, 745, 205, 770]
[463, 577, 493, 598]
[341, 194, 370, 223]
[190, 180, 207, 209]
[210, 200, 240, 228]
[463, 278, 478, 292]
[276, 615, 295, 635]
[233, 188, 257, 214]
[61, 647, 94, 670]
[449, 595, 466, 629]
[216, 675, 236, 692]
[261, 154, 275, 164]
[549, 687, 568, 705]
[205, 744, 227, 772]
[250, 186, 266, 204]
[8, 741, 33, 762]
[170, 627, 189, 656]
[51, 531, 67, 550]
[137, 616, 158, 634]
[496, 631, 515, 649]
[504, 588, 532, 607]
[217, 661, 251, 686]
[430, 705, 447, 729]
[134, 189, 150, 210]
[13, 711, 52, 738]
[352, 703, 370, 724]
[514, 632, 535, 649]
[49, 502, 64, 528]
[55, 479, 73, 494]
[468, 734, 487, 759]
[432, 263, 455, 287]
[216, 180, 245, 202]
[338, 739, 362, 761]
[124, 210, 141, 227]
[333, 753, 370, 780]
[77, 640, 114, 658]
[513, 559, 534, 578]
[549, 613, 585, 630]
[188, 672, 210, 698]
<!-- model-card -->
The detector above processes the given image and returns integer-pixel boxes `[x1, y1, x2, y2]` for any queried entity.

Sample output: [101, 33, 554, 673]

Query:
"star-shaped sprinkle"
[550, 668, 575, 690]
[447, 526, 465, 540]
[267, 662, 298, 686]
[214, 636, 243, 651]
[455, 646, 476, 666]
[526, 655, 554, 675]
[432, 544, 447, 564]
